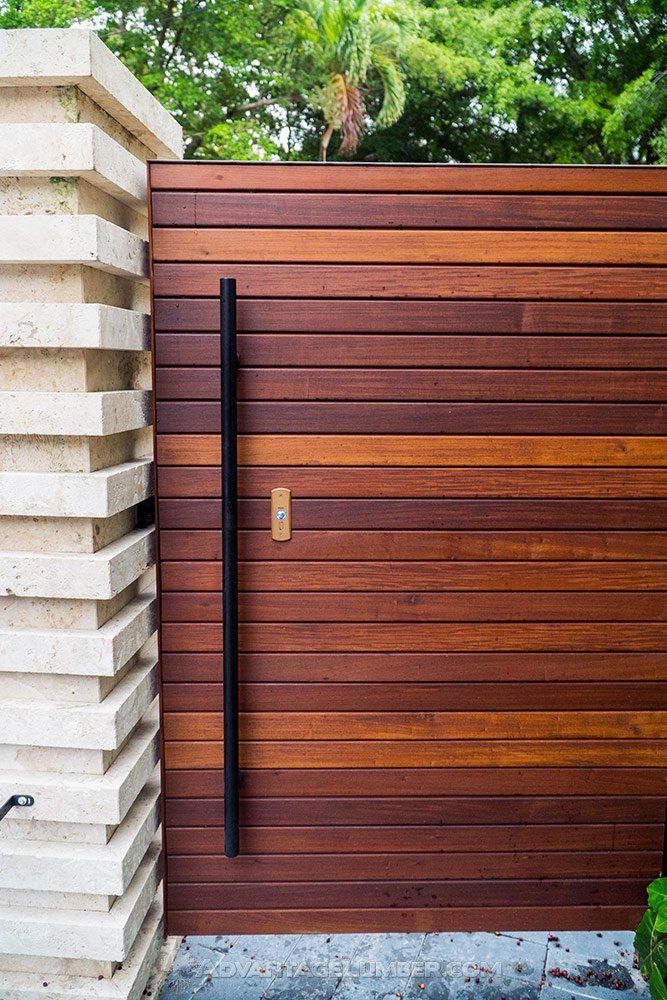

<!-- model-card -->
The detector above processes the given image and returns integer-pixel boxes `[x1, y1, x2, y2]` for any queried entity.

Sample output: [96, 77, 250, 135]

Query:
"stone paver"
[158, 931, 649, 1000]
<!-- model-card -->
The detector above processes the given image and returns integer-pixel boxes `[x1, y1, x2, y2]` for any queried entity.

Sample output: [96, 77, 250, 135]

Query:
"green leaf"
[649, 880, 667, 913]
[649, 966, 667, 1000]
[636, 909, 657, 972]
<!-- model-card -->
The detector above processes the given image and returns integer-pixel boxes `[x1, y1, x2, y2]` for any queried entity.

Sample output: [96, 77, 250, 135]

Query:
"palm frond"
[338, 83, 367, 155]
[372, 51, 406, 127]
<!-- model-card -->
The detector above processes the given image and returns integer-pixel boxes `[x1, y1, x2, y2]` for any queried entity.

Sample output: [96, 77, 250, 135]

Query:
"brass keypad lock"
[271, 488, 292, 541]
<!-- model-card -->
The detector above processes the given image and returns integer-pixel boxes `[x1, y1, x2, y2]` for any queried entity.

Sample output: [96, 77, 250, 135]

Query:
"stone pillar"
[0, 29, 182, 999]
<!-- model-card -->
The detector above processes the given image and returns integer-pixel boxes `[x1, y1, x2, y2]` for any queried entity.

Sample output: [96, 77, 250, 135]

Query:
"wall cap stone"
[0, 778, 159, 895]
[0, 842, 160, 960]
[0, 528, 154, 600]
[0, 216, 147, 279]
[0, 461, 152, 518]
[0, 718, 159, 825]
[0, 304, 148, 351]
[0, 594, 157, 676]
[0, 29, 183, 158]
[0, 123, 146, 206]
[0, 658, 157, 750]
[0, 896, 163, 999]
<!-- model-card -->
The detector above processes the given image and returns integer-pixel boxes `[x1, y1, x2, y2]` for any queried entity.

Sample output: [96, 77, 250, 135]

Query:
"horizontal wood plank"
[154, 298, 667, 333]
[158, 530, 667, 562]
[156, 367, 667, 402]
[165, 795, 664, 827]
[166, 822, 661, 854]
[156, 435, 667, 467]
[161, 560, 667, 592]
[162, 681, 667, 712]
[155, 333, 667, 368]
[152, 263, 667, 300]
[156, 400, 667, 435]
[149, 162, 667, 193]
[166, 905, 646, 934]
[161, 652, 667, 684]
[165, 739, 664, 769]
[168, 878, 647, 910]
[164, 766, 667, 797]
[167, 851, 661, 882]
[160, 621, 667, 653]
[164, 710, 666, 741]
[160, 592, 667, 624]
[157, 466, 667, 499]
[152, 193, 667, 231]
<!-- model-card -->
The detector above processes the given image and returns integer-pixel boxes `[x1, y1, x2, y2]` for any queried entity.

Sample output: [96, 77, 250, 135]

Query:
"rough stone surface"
[0, 27, 179, 994]
[156, 932, 648, 1000]
[0, 30, 183, 156]
[0, 123, 147, 205]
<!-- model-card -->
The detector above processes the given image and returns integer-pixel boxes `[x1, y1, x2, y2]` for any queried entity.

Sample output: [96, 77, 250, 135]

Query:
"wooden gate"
[149, 163, 667, 935]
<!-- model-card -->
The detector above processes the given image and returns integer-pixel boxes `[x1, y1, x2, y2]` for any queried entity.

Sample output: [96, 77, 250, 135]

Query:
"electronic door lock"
[271, 488, 292, 541]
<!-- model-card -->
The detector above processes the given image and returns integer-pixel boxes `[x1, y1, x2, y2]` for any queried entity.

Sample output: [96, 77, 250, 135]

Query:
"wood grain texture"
[157, 499, 667, 531]
[150, 162, 667, 937]
[161, 559, 667, 592]
[160, 592, 667, 624]
[165, 906, 647, 934]
[166, 822, 662, 854]
[154, 298, 667, 333]
[164, 765, 667, 796]
[156, 367, 667, 402]
[160, 652, 667, 684]
[152, 192, 667, 230]
[158, 530, 667, 561]
[160, 621, 667, 652]
[158, 466, 667, 499]
[165, 795, 664, 827]
[168, 852, 661, 882]
[149, 162, 667, 193]
[164, 710, 666, 741]
[165, 739, 664, 769]
[162, 681, 667, 712]
[156, 434, 667, 467]
[168, 879, 647, 910]
[157, 400, 667, 435]
[155, 334, 667, 368]
[153, 262, 667, 299]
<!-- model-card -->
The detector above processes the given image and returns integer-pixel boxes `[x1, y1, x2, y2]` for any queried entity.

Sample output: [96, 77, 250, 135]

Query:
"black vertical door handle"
[220, 278, 240, 858]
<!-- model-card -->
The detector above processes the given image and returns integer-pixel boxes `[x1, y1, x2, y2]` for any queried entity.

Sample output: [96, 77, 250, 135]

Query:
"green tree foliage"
[1, 0, 665, 162]
[635, 877, 667, 999]
[288, 0, 417, 159]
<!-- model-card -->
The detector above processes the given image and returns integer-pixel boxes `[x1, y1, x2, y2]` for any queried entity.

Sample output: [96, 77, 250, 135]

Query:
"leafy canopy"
[1, 0, 665, 162]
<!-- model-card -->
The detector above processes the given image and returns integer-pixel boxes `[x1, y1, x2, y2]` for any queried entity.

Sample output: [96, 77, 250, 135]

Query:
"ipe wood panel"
[149, 162, 667, 936]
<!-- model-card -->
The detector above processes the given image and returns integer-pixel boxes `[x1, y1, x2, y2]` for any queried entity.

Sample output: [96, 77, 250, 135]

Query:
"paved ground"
[156, 930, 647, 1000]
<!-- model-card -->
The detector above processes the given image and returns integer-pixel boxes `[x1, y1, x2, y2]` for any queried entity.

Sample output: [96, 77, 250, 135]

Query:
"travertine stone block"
[0, 123, 146, 205]
[0, 593, 156, 674]
[0, 670, 123, 704]
[0, 303, 148, 350]
[0, 428, 151, 472]
[0, 216, 147, 278]
[0, 527, 154, 599]
[0, 842, 161, 959]
[0, 390, 151, 436]
[0, 717, 158, 826]
[0, 778, 159, 894]
[0, 658, 157, 749]
[0, 896, 163, 999]
[0, 462, 151, 519]
[0, 26, 181, 994]
[0, 348, 148, 392]
[0, 30, 183, 156]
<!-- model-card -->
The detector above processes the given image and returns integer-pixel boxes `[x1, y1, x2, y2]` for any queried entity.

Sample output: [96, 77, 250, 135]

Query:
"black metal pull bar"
[0, 794, 34, 823]
[221, 278, 240, 858]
